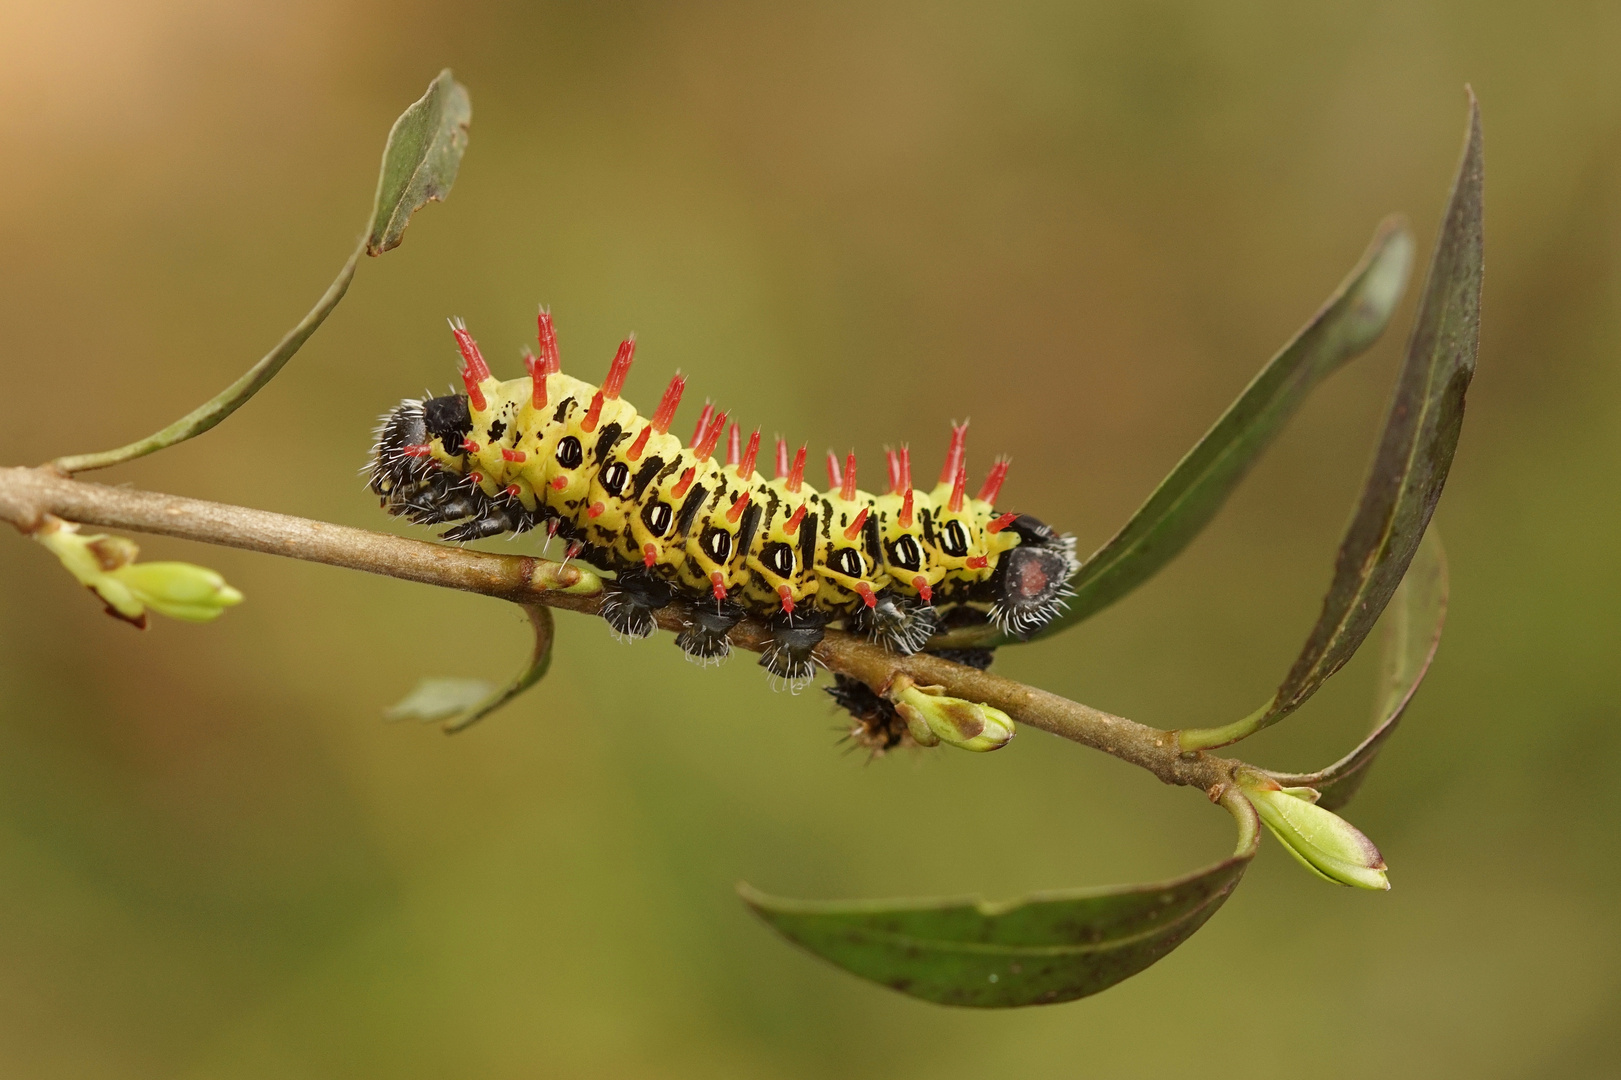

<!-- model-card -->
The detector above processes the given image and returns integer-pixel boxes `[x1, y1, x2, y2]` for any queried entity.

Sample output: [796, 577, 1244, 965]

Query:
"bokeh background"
[1, 2, 1617, 1077]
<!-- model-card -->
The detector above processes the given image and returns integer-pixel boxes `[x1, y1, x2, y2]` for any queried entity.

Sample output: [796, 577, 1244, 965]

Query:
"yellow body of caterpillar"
[370, 312, 1077, 684]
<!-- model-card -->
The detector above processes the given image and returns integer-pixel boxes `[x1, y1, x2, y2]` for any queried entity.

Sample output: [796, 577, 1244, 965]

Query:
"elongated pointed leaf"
[387, 604, 554, 733]
[366, 69, 472, 256]
[930, 218, 1413, 651]
[1181, 92, 1481, 751]
[1267, 529, 1447, 810]
[54, 70, 473, 475]
[742, 792, 1258, 1008]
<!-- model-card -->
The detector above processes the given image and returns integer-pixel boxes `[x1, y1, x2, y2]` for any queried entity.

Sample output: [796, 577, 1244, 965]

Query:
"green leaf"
[387, 605, 554, 734]
[1266, 529, 1447, 810]
[365, 69, 472, 256]
[741, 789, 1258, 1008]
[53, 70, 472, 475]
[930, 217, 1414, 652]
[1180, 91, 1481, 751]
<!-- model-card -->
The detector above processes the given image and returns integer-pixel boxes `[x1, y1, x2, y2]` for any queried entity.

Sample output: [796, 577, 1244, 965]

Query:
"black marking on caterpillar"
[368, 312, 1078, 691]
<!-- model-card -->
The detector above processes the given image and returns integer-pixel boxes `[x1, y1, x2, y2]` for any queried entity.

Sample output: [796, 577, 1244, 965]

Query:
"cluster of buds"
[885, 674, 1016, 752]
[33, 516, 244, 629]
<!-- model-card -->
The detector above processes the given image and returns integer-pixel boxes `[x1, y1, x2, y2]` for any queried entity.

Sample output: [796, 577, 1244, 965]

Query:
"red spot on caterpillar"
[966, 555, 989, 570]
[536, 307, 561, 375]
[546, 518, 561, 538]
[603, 335, 635, 399]
[978, 457, 1009, 505]
[524, 350, 548, 409]
[899, 445, 912, 492]
[643, 543, 658, 568]
[855, 581, 877, 608]
[504, 484, 521, 498]
[726, 490, 750, 523]
[502, 448, 526, 463]
[581, 389, 605, 433]
[625, 425, 652, 461]
[469, 472, 484, 485]
[462, 438, 481, 454]
[913, 576, 932, 604]
[695, 411, 728, 460]
[550, 476, 569, 490]
[786, 445, 807, 493]
[843, 506, 869, 540]
[737, 429, 761, 478]
[587, 501, 606, 518]
[898, 487, 915, 528]
[986, 512, 1018, 534]
[826, 449, 842, 491]
[777, 584, 795, 614]
[949, 463, 967, 512]
[671, 466, 696, 499]
[461, 370, 487, 412]
[783, 502, 807, 535]
[690, 402, 714, 448]
[651, 372, 685, 434]
[886, 449, 901, 495]
[400, 444, 434, 457]
[775, 437, 789, 479]
[939, 421, 969, 487]
[841, 453, 859, 502]
[710, 571, 727, 602]
[726, 422, 741, 467]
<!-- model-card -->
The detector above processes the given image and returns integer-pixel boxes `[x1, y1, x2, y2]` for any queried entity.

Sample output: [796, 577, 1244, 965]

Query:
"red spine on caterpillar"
[462, 438, 480, 454]
[841, 452, 858, 502]
[691, 402, 715, 448]
[899, 445, 912, 492]
[671, 466, 696, 499]
[783, 502, 807, 535]
[777, 584, 795, 614]
[854, 581, 877, 608]
[650, 373, 685, 434]
[401, 444, 434, 458]
[986, 512, 1018, 534]
[826, 449, 842, 491]
[695, 410, 728, 461]
[504, 484, 521, 498]
[550, 476, 569, 490]
[581, 389, 605, 433]
[737, 429, 761, 479]
[843, 505, 869, 540]
[949, 463, 967, 513]
[786, 445, 807, 494]
[913, 576, 932, 603]
[966, 555, 989, 570]
[978, 457, 1009, 505]
[502, 448, 525, 463]
[886, 449, 901, 495]
[898, 486, 915, 528]
[536, 307, 561, 375]
[451, 319, 490, 411]
[524, 350, 549, 410]
[726, 422, 741, 467]
[588, 501, 606, 518]
[939, 421, 968, 487]
[625, 425, 652, 461]
[603, 335, 635, 399]
[775, 437, 790, 479]
[726, 491, 750, 523]
[643, 542, 658, 568]
[710, 571, 727, 602]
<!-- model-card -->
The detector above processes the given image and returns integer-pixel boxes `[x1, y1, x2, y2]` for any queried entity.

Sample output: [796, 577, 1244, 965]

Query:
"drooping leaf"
[53, 70, 472, 475]
[365, 69, 472, 256]
[1267, 529, 1447, 810]
[741, 790, 1258, 1008]
[1180, 93, 1481, 751]
[387, 604, 554, 733]
[930, 217, 1414, 651]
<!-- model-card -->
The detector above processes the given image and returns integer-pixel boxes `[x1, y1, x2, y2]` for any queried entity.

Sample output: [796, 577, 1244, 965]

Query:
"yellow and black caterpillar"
[369, 312, 1077, 688]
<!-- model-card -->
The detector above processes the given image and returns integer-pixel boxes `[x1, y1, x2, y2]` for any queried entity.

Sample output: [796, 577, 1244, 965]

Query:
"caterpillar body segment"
[369, 314, 1078, 687]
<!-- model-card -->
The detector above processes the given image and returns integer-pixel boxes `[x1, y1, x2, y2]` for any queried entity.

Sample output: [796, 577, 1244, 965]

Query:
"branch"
[0, 465, 1238, 790]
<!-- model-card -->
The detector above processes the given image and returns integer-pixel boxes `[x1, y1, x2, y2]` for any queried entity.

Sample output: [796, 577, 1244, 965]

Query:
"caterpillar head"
[988, 515, 1079, 638]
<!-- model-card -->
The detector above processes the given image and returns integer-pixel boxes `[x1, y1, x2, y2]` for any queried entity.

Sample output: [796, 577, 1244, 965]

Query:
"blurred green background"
[1, 2, 1617, 1076]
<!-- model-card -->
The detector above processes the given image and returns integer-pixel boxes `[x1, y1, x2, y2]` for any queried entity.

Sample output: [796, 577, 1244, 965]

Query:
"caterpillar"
[368, 311, 1078, 690]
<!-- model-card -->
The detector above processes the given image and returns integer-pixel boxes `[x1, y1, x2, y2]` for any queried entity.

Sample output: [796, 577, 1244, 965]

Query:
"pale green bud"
[1237, 770, 1389, 890]
[886, 676, 1016, 752]
[33, 516, 243, 627]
